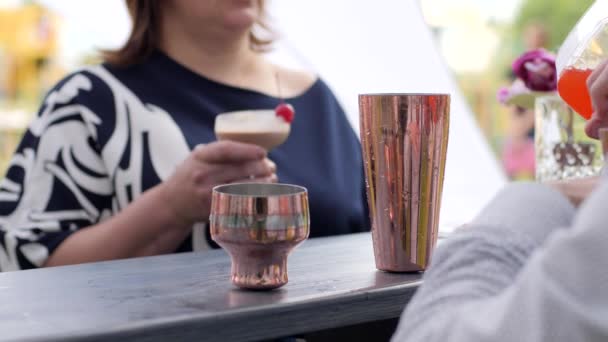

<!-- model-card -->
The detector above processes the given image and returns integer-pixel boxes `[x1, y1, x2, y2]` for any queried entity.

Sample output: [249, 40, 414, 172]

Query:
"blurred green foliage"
[512, 0, 595, 50]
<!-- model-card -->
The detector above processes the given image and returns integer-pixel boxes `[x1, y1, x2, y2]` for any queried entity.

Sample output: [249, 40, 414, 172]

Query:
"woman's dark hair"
[103, 0, 273, 67]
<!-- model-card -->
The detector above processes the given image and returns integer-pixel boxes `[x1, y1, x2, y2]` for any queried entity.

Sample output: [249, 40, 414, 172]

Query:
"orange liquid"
[557, 68, 594, 120]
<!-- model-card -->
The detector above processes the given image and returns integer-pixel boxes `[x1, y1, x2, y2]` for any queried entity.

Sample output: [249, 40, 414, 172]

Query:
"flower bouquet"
[498, 49, 558, 109]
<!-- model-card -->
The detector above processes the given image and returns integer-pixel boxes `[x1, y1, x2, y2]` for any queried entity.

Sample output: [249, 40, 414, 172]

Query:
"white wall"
[268, 0, 507, 229]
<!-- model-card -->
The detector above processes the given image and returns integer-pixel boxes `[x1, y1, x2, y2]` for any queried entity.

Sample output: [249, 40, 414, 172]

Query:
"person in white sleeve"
[392, 60, 608, 342]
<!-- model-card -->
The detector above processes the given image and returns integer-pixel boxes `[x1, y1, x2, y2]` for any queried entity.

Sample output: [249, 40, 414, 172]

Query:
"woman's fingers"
[204, 159, 275, 184]
[193, 141, 266, 163]
[265, 158, 276, 173]
[586, 60, 608, 138]
[544, 176, 599, 206]
[232, 174, 278, 184]
[585, 116, 607, 139]
[586, 59, 608, 90]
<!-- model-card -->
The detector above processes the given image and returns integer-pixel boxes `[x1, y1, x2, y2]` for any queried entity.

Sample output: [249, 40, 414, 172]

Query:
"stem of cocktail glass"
[275, 71, 283, 102]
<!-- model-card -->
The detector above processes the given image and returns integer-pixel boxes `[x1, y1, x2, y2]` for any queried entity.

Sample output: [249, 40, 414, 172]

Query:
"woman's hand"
[159, 141, 277, 226]
[545, 176, 600, 207]
[585, 59, 608, 139]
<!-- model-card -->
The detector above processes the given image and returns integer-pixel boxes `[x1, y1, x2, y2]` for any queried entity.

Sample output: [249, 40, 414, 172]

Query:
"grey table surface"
[0, 232, 423, 342]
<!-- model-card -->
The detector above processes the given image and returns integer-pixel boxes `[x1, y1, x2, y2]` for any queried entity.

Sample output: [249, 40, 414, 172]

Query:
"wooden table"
[0, 233, 423, 342]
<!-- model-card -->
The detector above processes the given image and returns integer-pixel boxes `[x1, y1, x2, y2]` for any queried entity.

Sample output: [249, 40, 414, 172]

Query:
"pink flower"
[512, 49, 557, 91]
[496, 79, 535, 107]
[497, 87, 510, 104]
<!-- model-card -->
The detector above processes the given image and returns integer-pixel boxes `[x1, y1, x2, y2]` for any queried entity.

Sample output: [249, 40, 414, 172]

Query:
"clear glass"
[535, 95, 603, 181]
[557, 0, 608, 119]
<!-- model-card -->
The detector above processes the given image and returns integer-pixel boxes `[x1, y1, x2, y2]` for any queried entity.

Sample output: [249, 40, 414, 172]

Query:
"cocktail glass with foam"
[215, 110, 291, 150]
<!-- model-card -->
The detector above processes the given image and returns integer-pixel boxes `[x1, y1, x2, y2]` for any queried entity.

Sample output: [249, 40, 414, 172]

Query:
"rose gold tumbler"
[210, 183, 310, 290]
[359, 94, 450, 272]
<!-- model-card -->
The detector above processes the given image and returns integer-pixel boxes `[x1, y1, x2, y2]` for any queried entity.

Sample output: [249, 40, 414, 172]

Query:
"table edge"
[28, 281, 421, 342]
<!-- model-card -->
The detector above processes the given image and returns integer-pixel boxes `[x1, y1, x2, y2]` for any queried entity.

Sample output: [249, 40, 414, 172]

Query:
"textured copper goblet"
[210, 183, 310, 290]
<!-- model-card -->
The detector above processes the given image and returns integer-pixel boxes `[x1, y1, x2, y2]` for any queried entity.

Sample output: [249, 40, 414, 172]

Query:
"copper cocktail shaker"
[359, 94, 450, 272]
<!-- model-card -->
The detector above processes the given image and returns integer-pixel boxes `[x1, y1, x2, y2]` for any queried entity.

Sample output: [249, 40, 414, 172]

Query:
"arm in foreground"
[392, 181, 608, 341]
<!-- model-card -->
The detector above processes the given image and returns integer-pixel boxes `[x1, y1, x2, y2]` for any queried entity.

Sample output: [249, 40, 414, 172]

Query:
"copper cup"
[359, 94, 450, 272]
[210, 183, 310, 290]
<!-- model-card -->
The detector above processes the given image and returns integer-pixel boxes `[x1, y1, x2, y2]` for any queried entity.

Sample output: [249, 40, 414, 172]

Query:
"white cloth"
[392, 181, 608, 341]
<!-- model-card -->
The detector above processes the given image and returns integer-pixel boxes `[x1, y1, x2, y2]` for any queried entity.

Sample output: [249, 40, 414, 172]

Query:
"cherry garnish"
[275, 103, 295, 123]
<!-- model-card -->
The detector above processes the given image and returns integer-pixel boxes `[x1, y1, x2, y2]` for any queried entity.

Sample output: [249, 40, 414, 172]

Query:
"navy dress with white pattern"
[0, 51, 369, 271]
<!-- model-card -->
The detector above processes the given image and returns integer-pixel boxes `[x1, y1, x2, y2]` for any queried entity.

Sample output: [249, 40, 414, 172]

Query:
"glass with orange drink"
[556, 0, 608, 120]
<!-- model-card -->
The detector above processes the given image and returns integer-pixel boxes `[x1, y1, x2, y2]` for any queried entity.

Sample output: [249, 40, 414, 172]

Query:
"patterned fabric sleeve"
[0, 72, 114, 271]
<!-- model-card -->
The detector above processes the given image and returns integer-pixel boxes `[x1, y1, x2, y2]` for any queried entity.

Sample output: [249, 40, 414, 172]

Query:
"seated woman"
[0, 0, 368, 271]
